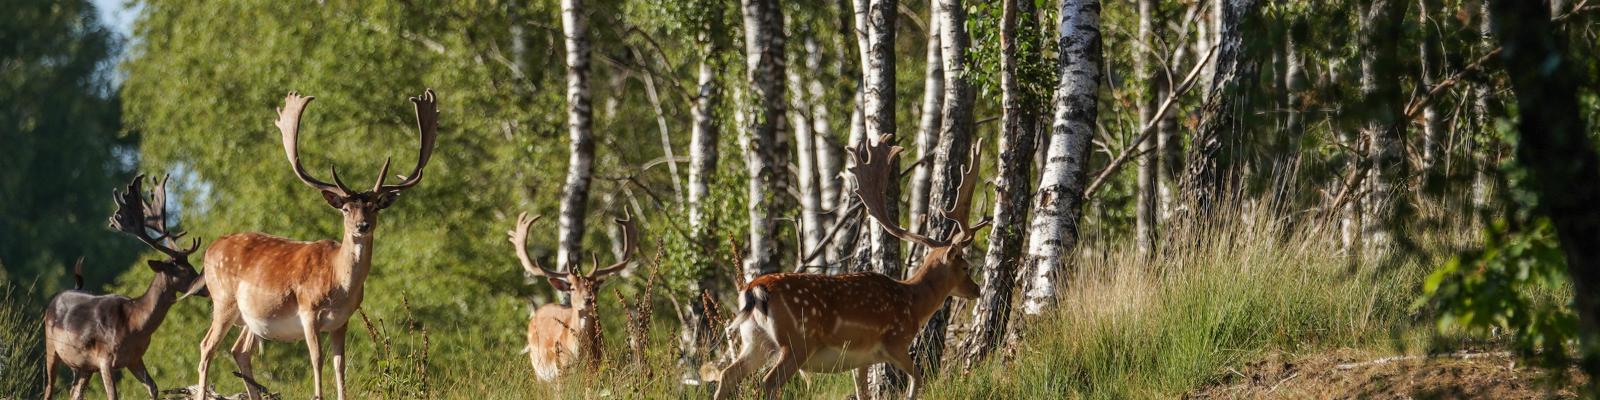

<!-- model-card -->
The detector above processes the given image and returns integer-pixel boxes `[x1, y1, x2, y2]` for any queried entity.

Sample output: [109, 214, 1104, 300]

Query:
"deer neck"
[127, 275, 177, 336]
[571, 302, 603, 362]
[334, 230, 376, 290]
[904, 249, 959, 318]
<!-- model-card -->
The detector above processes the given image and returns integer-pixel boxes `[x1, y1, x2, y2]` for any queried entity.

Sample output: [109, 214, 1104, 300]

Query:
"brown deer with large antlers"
[43, 175, 205, 400]
[508, 211, 637, 381]
[713, 134, 989, 400]
[191, 90, 438, 400]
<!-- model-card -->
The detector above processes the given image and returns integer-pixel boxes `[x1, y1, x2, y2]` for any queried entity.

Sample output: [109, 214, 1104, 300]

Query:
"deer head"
[108, 174, 205, 297]
[275, 90, 439, 238]
[848, 133, 990, 298]
[509, 211, 638, 328]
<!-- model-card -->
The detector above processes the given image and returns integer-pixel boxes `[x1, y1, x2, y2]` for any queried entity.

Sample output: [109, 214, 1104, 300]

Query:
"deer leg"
[229, 331, 259, 400]
[42, 347, 57, 400]
[884, 348, 921, 400]
[301, 313, 324, 400]
[68, 370, 90, 400]
[194, 308, 233, 400]
[330, 324, 348, 400]
[96, 364, 116, 400]
[758, 348, 803, 400]
[130, 361, 157, 399]
[712, 332, 772, 400]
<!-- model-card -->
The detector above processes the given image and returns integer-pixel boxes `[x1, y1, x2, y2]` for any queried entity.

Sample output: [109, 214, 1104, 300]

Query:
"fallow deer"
[192, 90, 438, 400]
[43, 175, 205, 400]
[508, 211, 637, 381]
[713, 134, 989, 400]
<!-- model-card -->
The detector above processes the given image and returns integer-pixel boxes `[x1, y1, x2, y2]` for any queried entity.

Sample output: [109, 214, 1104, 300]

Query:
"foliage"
[1424, 218, 1576, 364]
[0, 285, 42, 398]
[0, 0, 141, 295]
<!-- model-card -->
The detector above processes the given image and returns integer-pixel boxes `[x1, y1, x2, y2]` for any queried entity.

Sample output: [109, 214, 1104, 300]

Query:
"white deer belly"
[801, 344, 884, 373]
[243, 312, 307, 342]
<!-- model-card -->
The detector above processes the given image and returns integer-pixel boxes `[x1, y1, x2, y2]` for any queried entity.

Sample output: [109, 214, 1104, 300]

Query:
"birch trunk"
[680, 38, 721, 384]
[1471, 0, 1494, 212]
[1359, 0, 1405, 251]
[909, 0, 975, 377]
[1134, 0, 1162, 256]
[789, 43, 826, 272]
[740, 0, 790, 282]
[1020, 0, 1101, 317]
[1417, 0, 1442, 170]
[908, 6, 943, 237]
[961, 0, 1041, 369]
[859, 0, 901, 277]
[810, 37, 842, 221]
[557, 0, 595, 276]
[1185, 0, 1257, 218]
[863, 0, 906, 395]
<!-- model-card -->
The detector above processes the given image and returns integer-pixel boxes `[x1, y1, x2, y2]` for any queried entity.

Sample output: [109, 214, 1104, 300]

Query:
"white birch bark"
[740, 0, 789, 282]
[557, 0, 595, 275]
[1021, 0, 1101, 317]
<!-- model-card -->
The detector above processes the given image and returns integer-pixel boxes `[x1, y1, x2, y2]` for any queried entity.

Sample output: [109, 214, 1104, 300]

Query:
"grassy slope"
[3, 212, 1485, 399]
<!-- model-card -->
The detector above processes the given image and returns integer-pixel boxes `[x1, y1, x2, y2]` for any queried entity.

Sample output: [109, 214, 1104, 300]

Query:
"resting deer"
[713, 134, 989, 400]
[192, 90, 439, 400]
[43, 175, 206, 400]
[508, 211, 637, 381]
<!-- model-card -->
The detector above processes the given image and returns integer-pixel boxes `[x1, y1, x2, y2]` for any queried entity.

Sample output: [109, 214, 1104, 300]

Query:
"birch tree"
[1020, 0, 1101, 317]
[1185, 0, 1257, 218]
[961, 0, 1042, 368]
[681, 5, 725, 383]
[910, 0, 977, 376]
[1134, 0, 1162, 255]
[855, 0, 901, 276]
[1358, 0, 1405, 251]
[908, 5, 943, 235]
[558, 0, 595, 276]
[740, 0, 790, 281]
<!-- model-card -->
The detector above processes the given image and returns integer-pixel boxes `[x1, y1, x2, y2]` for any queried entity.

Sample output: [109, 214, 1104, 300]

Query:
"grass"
[2, 206, 1523, 399]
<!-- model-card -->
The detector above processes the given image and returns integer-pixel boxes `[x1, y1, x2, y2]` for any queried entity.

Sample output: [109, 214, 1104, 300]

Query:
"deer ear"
[320, 191, 346, 209]
[374, 191, 400, 210]
[147, 259, 166, 271]
[547, 277, 573, 292]
[184, 279, 210, 298]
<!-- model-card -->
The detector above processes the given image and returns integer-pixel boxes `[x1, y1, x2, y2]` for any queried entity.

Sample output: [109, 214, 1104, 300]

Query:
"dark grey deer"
[43, 175, 206, 400]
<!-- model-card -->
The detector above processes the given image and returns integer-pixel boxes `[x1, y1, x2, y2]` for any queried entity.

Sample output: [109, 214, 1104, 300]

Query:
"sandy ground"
[1186, 349, 1583, 399]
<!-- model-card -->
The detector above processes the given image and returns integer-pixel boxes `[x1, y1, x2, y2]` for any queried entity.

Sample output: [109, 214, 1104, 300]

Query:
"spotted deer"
[191, 90, 438, 400]
[713, 133, 990, 400]
[508, 211, 637, 381]
[43, 175, 206, 400]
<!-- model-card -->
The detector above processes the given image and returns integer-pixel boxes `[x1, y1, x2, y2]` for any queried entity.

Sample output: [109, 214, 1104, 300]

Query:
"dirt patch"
[1186, 349, 1582, 399]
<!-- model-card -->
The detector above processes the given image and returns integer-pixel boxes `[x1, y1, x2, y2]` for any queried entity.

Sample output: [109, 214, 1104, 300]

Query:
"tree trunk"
[810, 37, 842, 224]
[831, 92, 867, 275]
[1358, 0, 1406, 251]
[908, 0, 976, 377]
[1184, 0, 1257, 219]
[789, 30, 827, 273]
[859, 0, 901, 277]
[1488, 0, 1600, 382]
[1416, 0, 1442, 170]
[1283, 23, 1305, 156]
[740, 0, 790, 282]
[961, 0, 1041, 369]
[1134, 0, 1162, 256]
[1470, 0, 1495, 212]
[908, 5, 943, 238]
[680, 33, 722, 383]
[1019, 0, 1101, 318]
[862, 0, 905, 395]
[557, 0, 595, 278]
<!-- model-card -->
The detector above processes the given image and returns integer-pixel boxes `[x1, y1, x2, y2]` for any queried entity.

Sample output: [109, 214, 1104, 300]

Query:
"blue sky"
[92, 0, 138, 37]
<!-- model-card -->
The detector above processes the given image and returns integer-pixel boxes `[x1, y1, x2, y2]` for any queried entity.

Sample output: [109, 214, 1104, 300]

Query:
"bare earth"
[1186, 349, 1583, 399]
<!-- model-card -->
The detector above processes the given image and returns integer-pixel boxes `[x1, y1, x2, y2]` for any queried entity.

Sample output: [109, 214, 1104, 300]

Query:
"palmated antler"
[275, 92, 353, 197]
[942, 137, 991, 250]
[848, 133, 949, 248]
[375, 89, 439, 194]
[509, 212, 566, 280]
[110, 174, 200, 260]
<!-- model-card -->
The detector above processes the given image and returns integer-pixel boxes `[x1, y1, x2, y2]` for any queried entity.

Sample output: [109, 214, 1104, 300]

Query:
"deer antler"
[376, 89, 439, 193]
[110, 174, 200, 260]
[509, 212, 566, 279]
[848, 133, 949, 248]
[276, 92, 353, 197]
[943, 137, 990, 249]
[588, 213, 637, 278]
